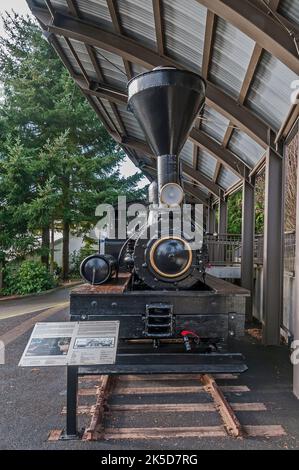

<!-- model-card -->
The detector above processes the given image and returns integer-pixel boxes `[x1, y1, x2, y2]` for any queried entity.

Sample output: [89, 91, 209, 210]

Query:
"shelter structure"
[27, 0, 299, 396]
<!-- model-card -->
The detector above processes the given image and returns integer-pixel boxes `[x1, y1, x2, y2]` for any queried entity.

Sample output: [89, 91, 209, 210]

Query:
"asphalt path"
[0, 289, 299, 450]
[0, 286, 75, 320]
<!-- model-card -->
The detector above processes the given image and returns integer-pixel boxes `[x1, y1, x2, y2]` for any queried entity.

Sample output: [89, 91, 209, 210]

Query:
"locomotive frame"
[70, 273, 248, 370]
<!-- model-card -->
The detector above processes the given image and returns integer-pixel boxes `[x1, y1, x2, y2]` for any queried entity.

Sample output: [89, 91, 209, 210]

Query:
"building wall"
[53, 235, 84, 267]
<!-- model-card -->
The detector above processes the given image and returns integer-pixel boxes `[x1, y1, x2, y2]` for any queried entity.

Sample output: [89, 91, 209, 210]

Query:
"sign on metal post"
[18, 321, 119, 367]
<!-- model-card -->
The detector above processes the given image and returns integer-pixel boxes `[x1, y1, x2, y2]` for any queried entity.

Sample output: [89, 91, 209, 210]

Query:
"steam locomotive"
[70, 67, 248, 371]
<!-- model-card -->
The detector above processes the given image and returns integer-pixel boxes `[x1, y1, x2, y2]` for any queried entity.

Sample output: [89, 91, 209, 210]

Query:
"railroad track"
[49, 373, 286, 442]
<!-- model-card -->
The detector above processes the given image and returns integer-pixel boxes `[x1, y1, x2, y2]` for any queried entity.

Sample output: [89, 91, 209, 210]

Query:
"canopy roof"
[27, 0, 299, 204]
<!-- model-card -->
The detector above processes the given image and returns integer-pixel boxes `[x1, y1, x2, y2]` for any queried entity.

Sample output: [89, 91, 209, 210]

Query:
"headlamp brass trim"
[149, 236, 192, 278]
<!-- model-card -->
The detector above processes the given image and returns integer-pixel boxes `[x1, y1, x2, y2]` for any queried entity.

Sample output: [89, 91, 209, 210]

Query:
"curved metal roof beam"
[196, 0, 299, 76]
[184, 182, 210, 207]
[181, 163, 224, 199]
[30, 6, 271, 149]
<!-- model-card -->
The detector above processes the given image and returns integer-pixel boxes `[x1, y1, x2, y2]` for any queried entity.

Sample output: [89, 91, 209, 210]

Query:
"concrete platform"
[0, 306, 299, 450]
[206, 266, 241, 279]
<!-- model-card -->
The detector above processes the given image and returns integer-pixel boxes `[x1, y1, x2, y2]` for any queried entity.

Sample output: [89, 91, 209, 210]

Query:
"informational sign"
[19, 321, 119, 367]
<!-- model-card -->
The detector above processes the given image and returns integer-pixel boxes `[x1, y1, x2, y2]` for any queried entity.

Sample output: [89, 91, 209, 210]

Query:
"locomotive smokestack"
[127, 67, 206, 191]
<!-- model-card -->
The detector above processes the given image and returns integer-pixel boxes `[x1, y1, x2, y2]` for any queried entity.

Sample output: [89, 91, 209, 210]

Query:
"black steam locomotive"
[70, 67, 248, 372]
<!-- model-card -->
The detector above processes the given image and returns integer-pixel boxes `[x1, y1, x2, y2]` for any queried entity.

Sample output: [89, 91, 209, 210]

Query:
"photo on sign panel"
[74, 337, 115, 349]
[25, 337, 72, 356]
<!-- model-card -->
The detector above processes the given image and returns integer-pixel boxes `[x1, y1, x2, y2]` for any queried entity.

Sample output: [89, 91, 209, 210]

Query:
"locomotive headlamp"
[149, 236, 192, 278]
[80, 254, 116, 285]
[160, 182, 184, 206]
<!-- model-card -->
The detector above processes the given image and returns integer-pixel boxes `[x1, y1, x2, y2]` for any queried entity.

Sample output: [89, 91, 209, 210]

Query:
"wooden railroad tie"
[51, 373, 286, 442]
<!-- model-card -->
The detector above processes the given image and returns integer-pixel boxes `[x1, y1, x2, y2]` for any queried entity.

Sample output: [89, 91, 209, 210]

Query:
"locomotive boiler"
[70, 67, 248, 372]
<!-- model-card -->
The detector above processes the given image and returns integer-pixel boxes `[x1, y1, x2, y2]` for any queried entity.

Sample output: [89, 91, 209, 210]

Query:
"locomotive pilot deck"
[70, 274, 249, 345]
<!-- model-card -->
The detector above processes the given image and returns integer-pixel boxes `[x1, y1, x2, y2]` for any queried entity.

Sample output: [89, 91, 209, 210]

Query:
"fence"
[254, 235, 264, 265]
[284, 232, 296, 273]
[205, 234, 242, 265]
[206, 231, 296, 273]
[254, 231, 296, 273]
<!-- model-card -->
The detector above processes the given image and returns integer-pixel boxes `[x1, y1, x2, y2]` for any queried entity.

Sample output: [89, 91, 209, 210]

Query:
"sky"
[0, 1, 147, 186]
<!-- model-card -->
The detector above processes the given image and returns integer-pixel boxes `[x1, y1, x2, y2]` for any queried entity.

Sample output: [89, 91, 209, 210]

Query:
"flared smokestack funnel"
[127, 67, 206, 158]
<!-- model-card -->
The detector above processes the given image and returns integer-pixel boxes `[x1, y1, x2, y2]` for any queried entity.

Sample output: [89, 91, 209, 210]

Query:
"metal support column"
[262, 133, 284, 345]
[218, 198, 228, 263]
[65, 366, 79, 438]
[208, 206, 216, 233]
[203, 205, 208, 231]
[293, 132, 299, 399]
[241, 178, 255, 320]
[219, 198, 228, 234]
[207, 205, 216, 261]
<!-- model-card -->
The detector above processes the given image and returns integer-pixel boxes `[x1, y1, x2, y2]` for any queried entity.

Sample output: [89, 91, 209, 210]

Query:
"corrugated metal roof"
[76, 0, 114, 29]
[209, 17, 255, 99]
[228, 129, 265, 168]
[29, 0, 298, 197]
[197, 183, 210, 196]
[117, 105, 146, 141]
[68, 38, 98, 79]
[117, 0, 156, 49]
[55, 36, 96, 79]
[36, 0, 114, 29]
[278, 0, 299, 24]
[217, 167, 239, 189]
[183, 175, 210, 197]
[246, 51, 298, 130]
[131, 63, 149, 78]
[180, 140, 194, 167]
[197, 149, 217, 180]
[200, 106, 229, 143]
[56, 35, 129, 91]
[163, 0, 207, 72]
[93, 47, 127, 90]
[88, 94, 119, 133]
[100, 99, 123, 135]
[35, 0, 68, 10]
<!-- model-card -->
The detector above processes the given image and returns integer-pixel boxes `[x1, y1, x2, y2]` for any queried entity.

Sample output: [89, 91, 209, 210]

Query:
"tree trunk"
[62, 221, 70, 280]
[41, 226, 50, 268]
[50, 221, 55, 275]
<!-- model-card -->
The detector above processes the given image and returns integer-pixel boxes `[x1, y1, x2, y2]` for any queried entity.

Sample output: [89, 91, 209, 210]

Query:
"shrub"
[1, 262, 20, 295]
[2, 260, 57, 295]
[69, 242, 96, 278]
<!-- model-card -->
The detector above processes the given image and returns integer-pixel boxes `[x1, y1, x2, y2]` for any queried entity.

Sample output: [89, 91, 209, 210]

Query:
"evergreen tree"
[0, 12, 144, 279]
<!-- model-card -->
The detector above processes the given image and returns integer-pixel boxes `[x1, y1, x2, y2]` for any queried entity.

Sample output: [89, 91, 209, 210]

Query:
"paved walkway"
[0, 286, 76, 320]
[0, 287, 299, 449]
[0, 314, 299, 450]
